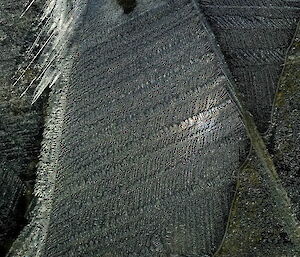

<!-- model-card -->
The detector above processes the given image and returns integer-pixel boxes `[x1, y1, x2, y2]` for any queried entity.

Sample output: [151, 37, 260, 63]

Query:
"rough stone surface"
[0, 0, 45, 254]
[215, 154, 300, 257]
[270, 24, 300, 220]
[199, 0, 300, 132]
[3, 1, 299, 257]
[28, 1, 248, 256]
[215, 22, 300, 257]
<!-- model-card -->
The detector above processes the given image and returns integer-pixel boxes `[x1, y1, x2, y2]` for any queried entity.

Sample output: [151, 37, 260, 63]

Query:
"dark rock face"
[0, 164, 25, 256]
[40, 0, 248, 256]
[199, 0, 300, 132]
[271, 27, 300, 220]
[0, 0, 45, 254]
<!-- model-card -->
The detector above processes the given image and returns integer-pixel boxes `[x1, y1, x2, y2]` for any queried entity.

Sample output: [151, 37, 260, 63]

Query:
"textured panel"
[40, 1, 248, 256]
[199, 0, 300, 132]
[271, 25, 300, 219]
[0, 0, 45, 252]
[200, 0, 300, 7]
[0, 166, 25, 244]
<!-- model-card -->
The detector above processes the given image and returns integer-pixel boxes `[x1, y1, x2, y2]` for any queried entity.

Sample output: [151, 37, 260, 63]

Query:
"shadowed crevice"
[117, 0, 137, 14]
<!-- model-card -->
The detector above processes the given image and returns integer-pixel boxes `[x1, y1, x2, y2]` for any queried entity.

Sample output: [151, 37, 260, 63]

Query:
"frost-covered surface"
[29, 0, 88, 103]
[199, 0, 300, 132]
[5, 0, 87, 256]
[8, 68, 70, 257]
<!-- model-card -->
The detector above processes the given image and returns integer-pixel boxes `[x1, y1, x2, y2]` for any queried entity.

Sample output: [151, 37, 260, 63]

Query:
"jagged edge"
[7, 65, 69, 257]
[8, 0, 250, 255]
[7, 1, 88, 256]
[19, 0, 86, 103]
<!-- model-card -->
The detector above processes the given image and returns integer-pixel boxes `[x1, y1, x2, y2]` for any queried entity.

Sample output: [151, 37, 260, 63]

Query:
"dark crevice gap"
[117, 0, 137, 14]
[0, 90, 49, 257]
[0, 0, 49, 251]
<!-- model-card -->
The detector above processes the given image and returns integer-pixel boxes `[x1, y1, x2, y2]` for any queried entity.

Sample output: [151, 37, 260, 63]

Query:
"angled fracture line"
[12, 30, 56, 87]
[21, 28, 69, 99]
[23, 14, 75, 99]
[20, 77, 38, 98]
[20, 0, 37, 18]
[32, 72, 61, 103]
[41, 0, 57, 22]
[49, 73, 60, 89]
[17, 17, 53, 73]
[30, 28, 71, 100]
[20, 55, 56, 98]
[38, 1, 54, 23]
[39, 19, 74, 68]
[26, 16, 52, 55]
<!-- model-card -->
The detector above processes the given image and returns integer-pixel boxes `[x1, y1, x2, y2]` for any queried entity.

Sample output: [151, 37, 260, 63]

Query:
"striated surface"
[214, 22, 300, 257]
[6, 1, 299, 256]
[39, 0, 248, 256]
[0, 163, 25, 254]
[199, 0, 300, 132]
[0, 0, 45, 254]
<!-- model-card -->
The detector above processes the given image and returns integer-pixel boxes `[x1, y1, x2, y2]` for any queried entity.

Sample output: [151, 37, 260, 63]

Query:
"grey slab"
[35, 1, 249, 256]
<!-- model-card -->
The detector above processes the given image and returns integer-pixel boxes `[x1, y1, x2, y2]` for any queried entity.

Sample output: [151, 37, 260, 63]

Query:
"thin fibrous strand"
[32, 72, 61, 103]
[39, 12, 75, 70]
[16, 7, 51, 73]
[20, 0, 37, 18]
[41, 0, 58, 22]
[43, 10, 75, 60]
[20, 0, 75, 100]
[20, 77, 37, 98]
[31, 12, 76, 101]
[20, 54, 57, 98]
[29, 16, 74, 101]
[39, 1, 54, 24]
[17, 18, 55, 74]
[27, 16, 52, 55]
[12, 30, 56, 87]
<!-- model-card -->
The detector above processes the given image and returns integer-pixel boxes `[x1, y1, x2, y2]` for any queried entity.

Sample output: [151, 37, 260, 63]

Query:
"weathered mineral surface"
[3, 0, 300, 257]
[214, 22, 300, 257]
[271, 23, 300, 220]
[0, 0, 45, 254]
[199, 0, 300, 132]
[12, 0, 250, 256]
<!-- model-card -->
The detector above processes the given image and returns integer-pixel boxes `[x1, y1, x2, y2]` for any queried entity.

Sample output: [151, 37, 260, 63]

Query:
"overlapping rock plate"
[199, 0, 300, 132]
